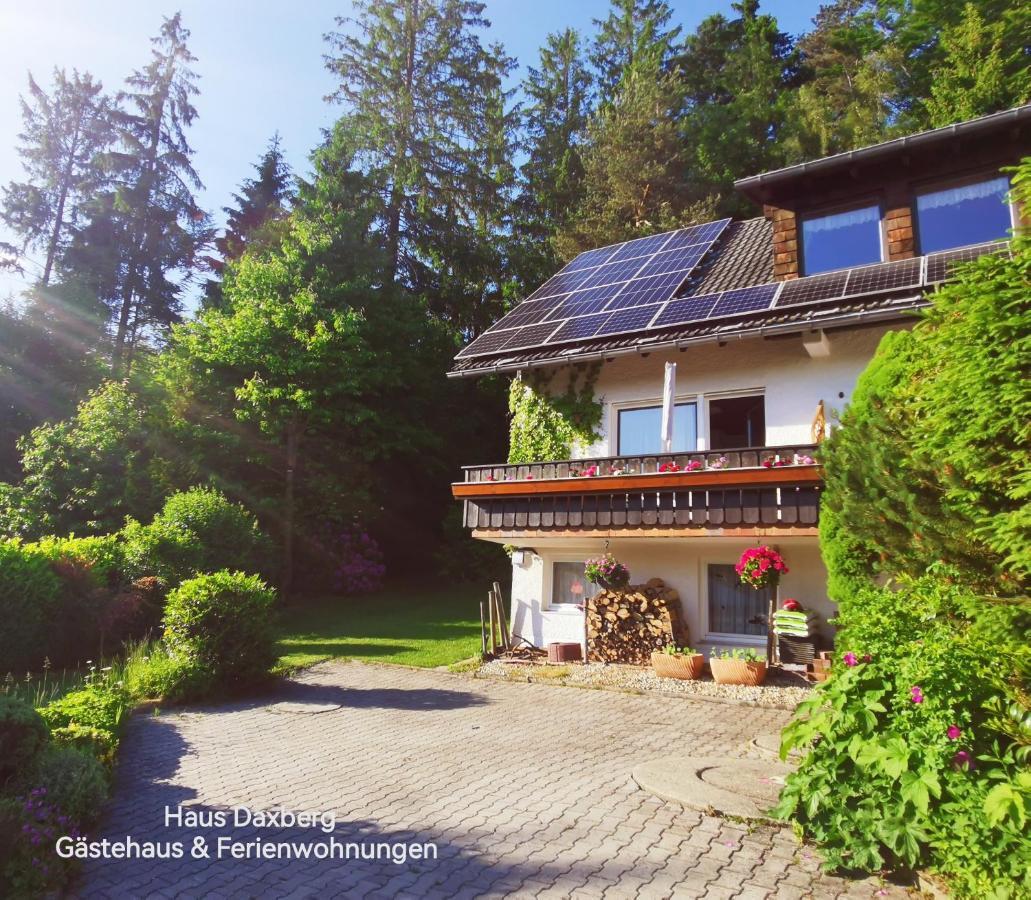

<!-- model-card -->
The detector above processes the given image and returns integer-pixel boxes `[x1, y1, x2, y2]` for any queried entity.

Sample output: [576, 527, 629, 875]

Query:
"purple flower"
[947, 725, 962, 741]
[842, 652, 858, 667]
[952, 750, 974, 771]
[910, 686, 924, 704]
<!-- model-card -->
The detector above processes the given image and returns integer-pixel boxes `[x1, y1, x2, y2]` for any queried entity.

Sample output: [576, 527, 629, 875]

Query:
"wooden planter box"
[710, 658, 768, 686]
[650, 651, 705, 680]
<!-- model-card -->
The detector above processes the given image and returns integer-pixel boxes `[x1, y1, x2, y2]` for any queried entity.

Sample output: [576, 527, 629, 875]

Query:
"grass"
[275, 580, 485, 671]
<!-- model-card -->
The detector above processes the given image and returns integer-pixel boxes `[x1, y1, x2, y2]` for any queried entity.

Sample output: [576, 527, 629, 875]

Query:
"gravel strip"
[476, 660, 812, 709]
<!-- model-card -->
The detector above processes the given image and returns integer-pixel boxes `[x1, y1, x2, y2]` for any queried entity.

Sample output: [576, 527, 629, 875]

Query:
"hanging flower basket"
[584, 553, 630, 590]
[735, 545, 788, 591]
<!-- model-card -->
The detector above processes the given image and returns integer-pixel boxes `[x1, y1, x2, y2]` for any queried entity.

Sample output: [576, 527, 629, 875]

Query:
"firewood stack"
[586, 578, 689, 664]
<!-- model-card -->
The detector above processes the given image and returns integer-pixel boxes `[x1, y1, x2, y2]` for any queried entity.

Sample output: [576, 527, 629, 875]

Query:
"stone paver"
[76, 662, 907, 898]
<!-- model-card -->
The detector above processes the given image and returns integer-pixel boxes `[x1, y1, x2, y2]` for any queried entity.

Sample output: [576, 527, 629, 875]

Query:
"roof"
[734, 104, 1031, 202]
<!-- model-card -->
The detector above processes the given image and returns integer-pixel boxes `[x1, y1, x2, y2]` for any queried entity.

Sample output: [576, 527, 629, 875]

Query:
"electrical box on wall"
[511, 550, 526, 566]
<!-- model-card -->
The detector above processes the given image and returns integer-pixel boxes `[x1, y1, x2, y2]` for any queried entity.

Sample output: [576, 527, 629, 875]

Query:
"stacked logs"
[586, 577, 688, 664]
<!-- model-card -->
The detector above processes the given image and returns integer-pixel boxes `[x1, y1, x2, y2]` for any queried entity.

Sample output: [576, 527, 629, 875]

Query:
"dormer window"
[915, 175, 1012, 254]
[799, 204, 882, 276]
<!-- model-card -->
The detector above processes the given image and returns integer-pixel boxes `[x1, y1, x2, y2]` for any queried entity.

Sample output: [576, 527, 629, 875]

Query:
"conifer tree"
[1, 69, 114, 287]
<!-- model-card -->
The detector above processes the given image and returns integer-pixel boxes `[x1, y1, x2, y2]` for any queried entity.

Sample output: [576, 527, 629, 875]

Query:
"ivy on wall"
[507, 364, 603, 463]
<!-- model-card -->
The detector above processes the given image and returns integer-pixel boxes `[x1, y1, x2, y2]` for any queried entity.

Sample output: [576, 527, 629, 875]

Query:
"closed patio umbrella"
[661, 361, 677, 453]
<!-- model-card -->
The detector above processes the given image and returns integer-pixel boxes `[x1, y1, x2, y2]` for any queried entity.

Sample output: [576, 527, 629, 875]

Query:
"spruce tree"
[323, 0, 517, 332]
[1, 69, 114, 287]
[96, 13, 211, 372]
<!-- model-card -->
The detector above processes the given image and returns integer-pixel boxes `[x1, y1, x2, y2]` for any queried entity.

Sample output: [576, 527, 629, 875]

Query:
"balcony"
[452, 444, 822, 535]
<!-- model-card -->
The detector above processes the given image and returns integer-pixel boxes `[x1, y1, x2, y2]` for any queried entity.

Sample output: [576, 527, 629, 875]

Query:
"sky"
[0, 0, 823, 302]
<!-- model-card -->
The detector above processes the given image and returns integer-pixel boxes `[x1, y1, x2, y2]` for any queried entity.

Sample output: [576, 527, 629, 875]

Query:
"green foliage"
[29, 534, 124, 587]
[776, 576, 1029, 894]
[121, 486, 270, 586]
[30, 746, 108, 825]
[163, 571, 277, 689]
[119, 639, 211, 703]
[710, 647, 764, 661]
[49, 724, 116, 767]
[0, 540, 64, 673]
[38, 681, 129, 737]
[0, 696, 49, 784]
[507, 366, 603, 463]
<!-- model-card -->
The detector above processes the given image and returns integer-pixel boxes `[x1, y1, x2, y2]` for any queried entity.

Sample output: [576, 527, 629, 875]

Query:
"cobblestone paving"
[76, 662, 908, 899]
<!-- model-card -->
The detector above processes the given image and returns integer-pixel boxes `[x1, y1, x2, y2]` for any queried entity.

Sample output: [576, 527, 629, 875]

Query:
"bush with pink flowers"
[735, 545, 787, 590]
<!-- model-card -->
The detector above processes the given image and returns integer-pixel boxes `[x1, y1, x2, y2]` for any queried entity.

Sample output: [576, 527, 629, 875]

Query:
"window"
[552, 562, 599, 607]
[707, 564, 771, 637]
[916, 176, 1011, 254]
[617, 402, 697, 455]
[800, 204, 882, 275]
[708, 395, 765, 449]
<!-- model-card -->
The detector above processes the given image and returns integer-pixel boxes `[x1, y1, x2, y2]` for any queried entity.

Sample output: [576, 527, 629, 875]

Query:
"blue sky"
[0, 1, 822, 300]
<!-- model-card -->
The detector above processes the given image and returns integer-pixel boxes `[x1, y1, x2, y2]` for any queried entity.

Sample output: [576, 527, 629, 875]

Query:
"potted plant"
[735, 545, 788, 591]
[584, 553, 630, 590]
[709, 648, 768, 685]
[651, 645, 705, 680]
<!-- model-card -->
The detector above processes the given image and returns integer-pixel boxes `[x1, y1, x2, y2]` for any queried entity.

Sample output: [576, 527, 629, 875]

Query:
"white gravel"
[476, 660, 812, 709]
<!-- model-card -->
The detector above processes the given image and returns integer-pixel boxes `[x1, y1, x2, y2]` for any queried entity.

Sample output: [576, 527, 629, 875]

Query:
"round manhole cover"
[699, 761, 786, 804]
[266, 702, 342, 715]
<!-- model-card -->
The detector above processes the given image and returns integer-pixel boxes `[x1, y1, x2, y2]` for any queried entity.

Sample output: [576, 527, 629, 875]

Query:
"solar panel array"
[456, 220, 732, 358]
[457, 233, 1009, 361]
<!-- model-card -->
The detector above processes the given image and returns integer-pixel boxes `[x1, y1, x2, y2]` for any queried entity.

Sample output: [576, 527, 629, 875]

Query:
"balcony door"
[708, 394, 765, 450]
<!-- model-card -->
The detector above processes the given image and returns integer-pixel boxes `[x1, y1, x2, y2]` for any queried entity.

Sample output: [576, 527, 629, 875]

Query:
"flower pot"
[598, 575, 629, 591]
[651, 651, 705, 680]
[710, 657, 768, 686]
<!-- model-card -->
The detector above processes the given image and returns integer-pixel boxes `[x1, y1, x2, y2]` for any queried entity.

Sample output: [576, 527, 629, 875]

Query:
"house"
[449, 105, 1031, 658]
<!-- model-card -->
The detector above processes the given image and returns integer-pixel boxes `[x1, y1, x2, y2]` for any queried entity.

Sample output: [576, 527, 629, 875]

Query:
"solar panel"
[775, 271, 849, 307]
[654, 294, 720, 327]
[844, 257, 922, 296]
[660, 218, 732, 252]
[596, 303, 663, 336]
[544, 296, 613, 322]
[604, 272, 689, 310]
[547, 312, 611, 344]
[635, 245, 707, 279]
[501, 321, 561, 351]
[708, 284, 780, 319]
[485, 300, 551, 331]
[525, 267, 599, 301]
[557, 244, 617, 273]
[606, 232, 674, 263]
[456, 329, 519, 357]
[925, 240, 1008, 283]
[576, 257, 649, 290]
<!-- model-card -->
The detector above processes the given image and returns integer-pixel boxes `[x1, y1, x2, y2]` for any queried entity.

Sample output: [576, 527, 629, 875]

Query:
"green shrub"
[50, 724, 116, 767]
[29, 534, 124, 588]
[31, 746, 108, 826]
[163, 571, 277, 689]
[122, 487, 270, 586]
[776, 576, 1029, 896]
[121, 640, 213, 703]
[0, 541, 63, 673]
[38, 681, 130, 737]
[0, 695, 49, 783]
[0, 791, 78, 899]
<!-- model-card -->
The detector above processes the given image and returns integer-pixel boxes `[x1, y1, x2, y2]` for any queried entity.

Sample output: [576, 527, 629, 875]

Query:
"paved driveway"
[77, 662, 903, 899]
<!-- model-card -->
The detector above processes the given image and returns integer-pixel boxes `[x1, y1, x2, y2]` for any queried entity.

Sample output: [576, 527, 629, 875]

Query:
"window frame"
[701, 557, 770, 645]
[613, 397, 700, 456]
[913, 170, 1015, 256]
[705, 389, 767, 451]
[798, 197, 886, 277]
[545, 558, 598, 612]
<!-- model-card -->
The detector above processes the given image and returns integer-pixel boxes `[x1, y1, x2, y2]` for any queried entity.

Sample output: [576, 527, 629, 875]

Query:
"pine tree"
[515, 29, 592, 286]
[678, 0, 803, 215]
[1, 69, 114, 287]
[204, 134, 293, 308]
[96, 13, 211, 372]
[783, 0, 896, 160]
[924, 3, 1030, 127]
[590, 0, 682, 108]
[323, 0, 517, 330]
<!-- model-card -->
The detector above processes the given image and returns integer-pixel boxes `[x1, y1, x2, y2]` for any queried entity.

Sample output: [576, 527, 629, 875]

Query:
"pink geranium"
[947, 725, 962, 741]
[735, 545, 788, 590]
[910, 686, 924, 704]
[842, 652, 858, 667]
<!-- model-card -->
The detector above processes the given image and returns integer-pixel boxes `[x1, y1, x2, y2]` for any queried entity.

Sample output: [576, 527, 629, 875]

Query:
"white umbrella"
[660, 361, 677, 453]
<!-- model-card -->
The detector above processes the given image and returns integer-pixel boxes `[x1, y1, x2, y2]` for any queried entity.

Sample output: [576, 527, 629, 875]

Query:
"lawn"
[275, 580, 485, 670]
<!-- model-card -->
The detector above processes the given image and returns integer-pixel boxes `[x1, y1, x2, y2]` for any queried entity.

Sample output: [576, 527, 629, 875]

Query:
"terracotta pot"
[651, 651, 705, 680]
[710, 657, 768, 686]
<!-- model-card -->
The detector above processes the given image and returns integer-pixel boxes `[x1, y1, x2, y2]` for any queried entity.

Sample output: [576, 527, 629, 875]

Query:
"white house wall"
[572, 325, 893, 458]
[508, 536, 834, 655]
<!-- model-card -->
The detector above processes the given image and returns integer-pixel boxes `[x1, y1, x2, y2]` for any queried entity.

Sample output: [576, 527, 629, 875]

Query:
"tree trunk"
[42, 110, 82, 288]
[281, 416, 300, 602]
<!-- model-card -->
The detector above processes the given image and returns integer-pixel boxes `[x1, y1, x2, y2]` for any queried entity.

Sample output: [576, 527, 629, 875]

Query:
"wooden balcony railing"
[452, 444, 822, 532]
